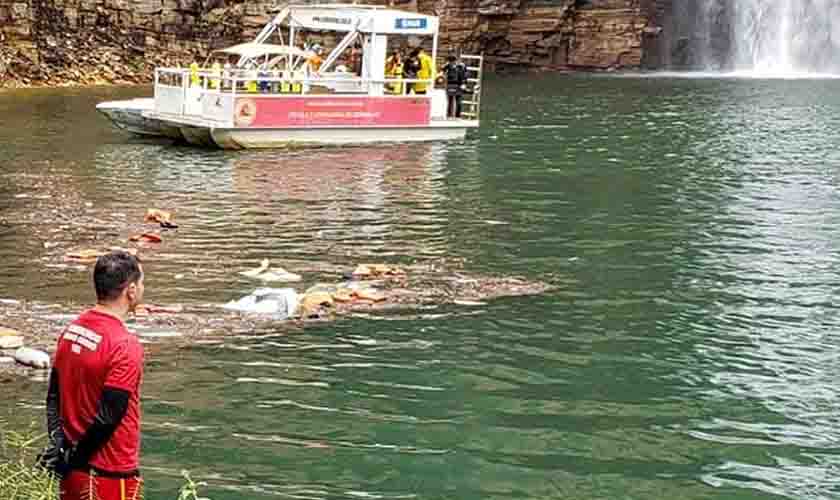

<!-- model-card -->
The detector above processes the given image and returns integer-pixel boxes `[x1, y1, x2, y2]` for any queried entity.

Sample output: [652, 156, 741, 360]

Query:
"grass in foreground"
[1, 418, 209, 500]
[0, 418, 59, 500]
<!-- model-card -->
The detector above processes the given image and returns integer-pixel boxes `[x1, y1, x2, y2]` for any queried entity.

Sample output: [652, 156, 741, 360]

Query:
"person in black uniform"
[441, 54, 467, 118]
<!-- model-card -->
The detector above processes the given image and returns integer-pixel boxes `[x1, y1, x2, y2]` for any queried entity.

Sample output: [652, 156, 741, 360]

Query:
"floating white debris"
[0, 335, 25, 349]
[240, 259, 301, 282]
[239, 259, 270, 278]
[253, 270, 302, 283]
[137, 331, 183, 338]
[223, 288, 299, 318]
[14, 347, 50, 369]
[453, 300, 486, 307]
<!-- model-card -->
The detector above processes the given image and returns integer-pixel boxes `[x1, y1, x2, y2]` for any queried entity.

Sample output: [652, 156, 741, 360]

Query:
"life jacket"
[308, 54, 323, 73]
[415, 52, 433, 92]
[385, 58, 403, 76]
[445, 62, 466, 85]
[385, 59, 404, 94]
[246, 70, 258, 93]
[209, 62, 222, 89]
[292, 70, 304, 93]
[189, 62, 200, 87]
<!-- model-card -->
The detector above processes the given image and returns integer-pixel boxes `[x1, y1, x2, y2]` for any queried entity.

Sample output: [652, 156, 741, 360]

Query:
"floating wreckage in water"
[129, 232, 163, 244]
[144, 208, 178, 229]
[64, 247, 138, 264]
[239, 259, 302, 283]
[222, 262, 552, 322]
[223, 288, 299, 318]
[14, 347, 50, 369]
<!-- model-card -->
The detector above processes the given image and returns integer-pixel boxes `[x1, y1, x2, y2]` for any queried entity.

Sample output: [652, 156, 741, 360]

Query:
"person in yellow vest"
[189, 60, 200, 87]
[385, 50, 403, 95]
[414, 47, 434, 94]
[209, 60, 222, 90]
[247, 72, 258, 93]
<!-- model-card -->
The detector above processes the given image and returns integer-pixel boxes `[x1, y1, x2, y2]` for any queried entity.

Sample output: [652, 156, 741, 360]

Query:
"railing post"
[231, 77, 237, 127]
[181, 70, 187, 116]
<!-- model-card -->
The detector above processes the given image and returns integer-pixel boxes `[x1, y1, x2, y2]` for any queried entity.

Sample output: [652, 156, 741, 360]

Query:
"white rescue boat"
[97, 4, 484, 149]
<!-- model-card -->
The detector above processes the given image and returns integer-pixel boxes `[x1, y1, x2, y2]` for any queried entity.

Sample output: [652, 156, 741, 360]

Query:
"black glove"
[37, 431, 73, 479]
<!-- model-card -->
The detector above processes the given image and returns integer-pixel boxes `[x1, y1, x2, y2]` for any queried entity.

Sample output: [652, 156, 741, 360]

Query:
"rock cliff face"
[432, 0, 650, 71]
[0, 0, 672, 87]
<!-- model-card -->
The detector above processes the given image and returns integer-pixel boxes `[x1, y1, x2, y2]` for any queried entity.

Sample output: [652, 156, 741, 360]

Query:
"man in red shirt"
[43, 250, 146, 500]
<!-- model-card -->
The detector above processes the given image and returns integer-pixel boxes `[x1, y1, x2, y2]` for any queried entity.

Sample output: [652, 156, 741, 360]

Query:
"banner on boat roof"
[289, 7, 439, 35]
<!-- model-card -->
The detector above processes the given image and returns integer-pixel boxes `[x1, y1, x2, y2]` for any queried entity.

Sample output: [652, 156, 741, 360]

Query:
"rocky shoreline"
[0, 28, 180, 89]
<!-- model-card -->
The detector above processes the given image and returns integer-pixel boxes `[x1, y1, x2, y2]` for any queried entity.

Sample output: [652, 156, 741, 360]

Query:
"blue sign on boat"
[395, 18, 427, 29]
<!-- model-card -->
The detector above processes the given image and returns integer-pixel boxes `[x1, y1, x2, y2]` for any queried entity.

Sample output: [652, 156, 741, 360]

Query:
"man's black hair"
[447, 55, 456, 62]
[94, 251, 142, 302]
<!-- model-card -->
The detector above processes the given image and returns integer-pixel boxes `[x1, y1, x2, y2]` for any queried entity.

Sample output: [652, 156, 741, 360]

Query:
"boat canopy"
[216, 43, 311, 59]
[284, 4, 439, 35]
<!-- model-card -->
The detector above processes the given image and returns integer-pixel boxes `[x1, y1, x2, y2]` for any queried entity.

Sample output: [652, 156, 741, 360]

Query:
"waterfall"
[661, 0, 840, 75]
[733, 0, 840, 74]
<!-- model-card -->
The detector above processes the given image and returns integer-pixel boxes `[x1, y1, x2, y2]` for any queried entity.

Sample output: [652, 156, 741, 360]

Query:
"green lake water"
[2, 74, 840, 499]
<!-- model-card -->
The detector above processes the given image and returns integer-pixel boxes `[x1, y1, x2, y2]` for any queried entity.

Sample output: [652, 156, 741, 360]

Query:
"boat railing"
[459, 54, 484, 121]
[153, 60, 483, 125]
[155, 66, 436, 94]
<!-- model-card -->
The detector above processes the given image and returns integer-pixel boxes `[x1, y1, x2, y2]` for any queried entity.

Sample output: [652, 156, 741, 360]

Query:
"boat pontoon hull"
[157, 121, 472, 149]
[96, 99, 183, 139]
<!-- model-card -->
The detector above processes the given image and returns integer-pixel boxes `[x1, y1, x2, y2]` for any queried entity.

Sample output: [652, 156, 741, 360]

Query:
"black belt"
[79, 465, 141, 479]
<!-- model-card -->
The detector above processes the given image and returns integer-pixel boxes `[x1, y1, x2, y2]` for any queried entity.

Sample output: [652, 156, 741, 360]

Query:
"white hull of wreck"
[96, 99, 183, 139]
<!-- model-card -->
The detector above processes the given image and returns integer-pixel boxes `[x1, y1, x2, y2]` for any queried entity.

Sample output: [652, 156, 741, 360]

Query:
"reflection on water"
[672, 80, 840, 499]
[3, 77, 840, 500]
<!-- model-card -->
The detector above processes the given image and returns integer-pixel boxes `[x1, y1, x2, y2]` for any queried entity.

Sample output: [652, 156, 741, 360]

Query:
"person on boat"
[223, 54, 237, 90]
[189, 59, 200, 87]
[441, 54, 467, 117]
[308, 44, 324, 74]
[258, 66, 271, 93]
[403, 49, 420, 94]
[385, 50, 404, 95]
[40, 250, 146, 500]
[415, 47, 434, 95]
[349, 46, 363, 76]
[210, 60, 222, 90]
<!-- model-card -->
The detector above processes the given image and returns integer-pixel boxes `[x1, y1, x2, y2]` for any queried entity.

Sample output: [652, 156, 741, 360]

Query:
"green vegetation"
[177, 470, 210, 500]
[0, 419, 209, 500]
[0, 419, 58, 500]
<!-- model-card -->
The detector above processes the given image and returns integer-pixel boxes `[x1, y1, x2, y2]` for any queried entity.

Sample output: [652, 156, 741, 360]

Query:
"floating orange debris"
[129, 233, 162, 243]
[352, 288, 387, 302]
[64, 247, 139, 264]
[144, 209, 177, 228]
[297, 291, 335, 318]
[135, 304, 184, 315]
[352, 264, 406, 278]
[64, 249, 104, 263]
